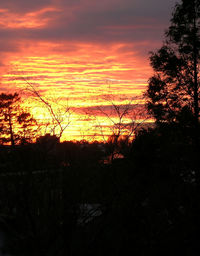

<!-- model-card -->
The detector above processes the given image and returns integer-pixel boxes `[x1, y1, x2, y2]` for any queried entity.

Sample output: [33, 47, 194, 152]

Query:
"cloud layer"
[0, 0, 177, 48]
[0, 0, 178, 140]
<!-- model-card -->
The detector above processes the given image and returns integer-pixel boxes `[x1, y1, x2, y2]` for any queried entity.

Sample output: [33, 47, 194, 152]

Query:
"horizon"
[0, 0, 178, 141]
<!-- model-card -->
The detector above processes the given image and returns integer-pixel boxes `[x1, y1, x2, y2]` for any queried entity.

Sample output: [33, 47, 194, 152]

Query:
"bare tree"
[21, 79, 71, 140]
[85, 93, 148, 162]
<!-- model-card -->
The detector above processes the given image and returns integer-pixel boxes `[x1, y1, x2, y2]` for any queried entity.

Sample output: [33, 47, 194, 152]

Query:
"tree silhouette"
[85, 94, 147, 162]
[0, 93, 37, 146]
[23, 80, 71, 140]
[146, 0, 200, 141]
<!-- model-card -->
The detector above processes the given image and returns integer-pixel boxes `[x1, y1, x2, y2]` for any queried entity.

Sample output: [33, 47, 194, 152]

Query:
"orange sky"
[0, 0, 177, 141]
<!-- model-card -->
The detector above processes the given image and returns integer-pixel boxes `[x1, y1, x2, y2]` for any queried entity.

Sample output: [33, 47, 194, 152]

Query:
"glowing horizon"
[0, 0, 177, 141]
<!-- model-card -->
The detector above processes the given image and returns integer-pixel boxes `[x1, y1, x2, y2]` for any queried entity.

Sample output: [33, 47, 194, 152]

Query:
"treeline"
[0, 137, 103, 169]
[0, 118, 199, 256]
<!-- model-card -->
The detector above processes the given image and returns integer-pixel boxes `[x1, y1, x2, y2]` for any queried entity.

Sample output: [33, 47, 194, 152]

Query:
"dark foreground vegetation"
[0, 123, 199, 256]
[1, 0, 200, 255]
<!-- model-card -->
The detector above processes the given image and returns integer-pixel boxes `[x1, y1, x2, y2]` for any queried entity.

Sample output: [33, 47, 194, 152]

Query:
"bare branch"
[20, 77, 71, 139]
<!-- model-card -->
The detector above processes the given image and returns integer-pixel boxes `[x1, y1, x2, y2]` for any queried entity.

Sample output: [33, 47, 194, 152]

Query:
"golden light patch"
[0, 41, 151, 141]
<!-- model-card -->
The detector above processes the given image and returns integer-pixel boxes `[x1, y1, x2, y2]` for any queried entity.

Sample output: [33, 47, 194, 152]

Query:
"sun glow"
[0, 41, 151, 141]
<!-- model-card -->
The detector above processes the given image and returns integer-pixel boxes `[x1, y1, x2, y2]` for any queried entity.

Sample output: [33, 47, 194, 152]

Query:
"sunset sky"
[0, 0, 177, 141]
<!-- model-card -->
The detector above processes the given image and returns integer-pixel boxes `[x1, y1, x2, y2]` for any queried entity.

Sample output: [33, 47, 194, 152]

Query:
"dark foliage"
[146, 0, 200, 135]
[0, 123, 199, 256]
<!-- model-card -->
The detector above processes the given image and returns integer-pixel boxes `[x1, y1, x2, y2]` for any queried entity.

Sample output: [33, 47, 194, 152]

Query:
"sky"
[0, 0, 178, 141]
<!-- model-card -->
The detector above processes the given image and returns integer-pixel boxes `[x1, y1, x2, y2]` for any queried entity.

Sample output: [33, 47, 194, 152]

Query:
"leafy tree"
[146, 0, 200, 135]
[0, 93, 37, 146]
[17, 111, 37, 144]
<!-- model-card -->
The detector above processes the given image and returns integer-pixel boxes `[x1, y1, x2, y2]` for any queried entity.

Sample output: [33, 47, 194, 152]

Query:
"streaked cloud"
[0, 0, 178, 140]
